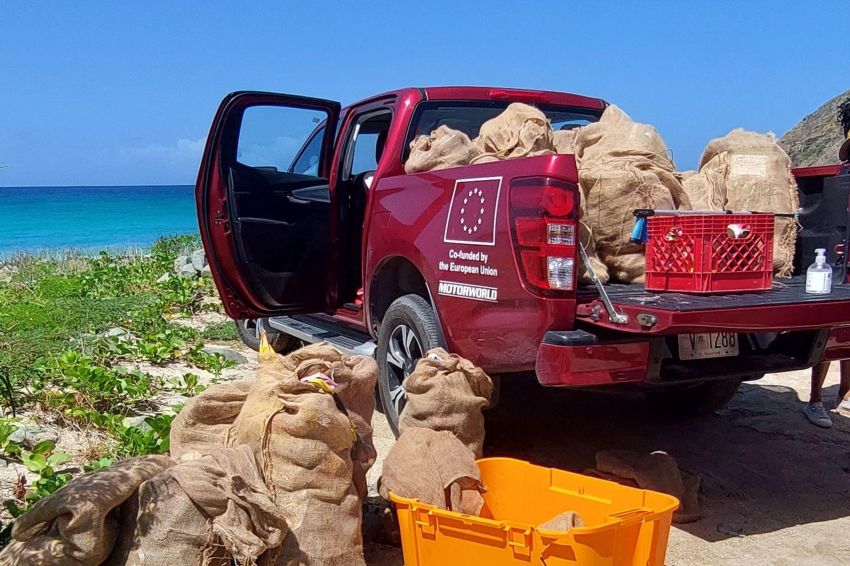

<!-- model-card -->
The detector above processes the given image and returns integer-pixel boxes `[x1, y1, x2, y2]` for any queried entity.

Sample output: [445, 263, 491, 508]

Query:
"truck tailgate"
[576, 277, 850, 334]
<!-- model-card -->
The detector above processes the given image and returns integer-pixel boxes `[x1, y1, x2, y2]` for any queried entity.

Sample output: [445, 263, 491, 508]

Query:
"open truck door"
[197, 91, 340, 319]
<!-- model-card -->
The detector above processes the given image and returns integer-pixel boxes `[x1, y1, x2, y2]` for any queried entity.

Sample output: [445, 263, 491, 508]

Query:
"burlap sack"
[595, 449, 701, 524]
[576, 105, 675, 171]
[169, 378, 252, 459]
[537, 512, 584, 532]
[327, 354, 378, 499]
[0, 456, 173, 566]
[578, 196, 610, 284]
[599, 249, 647, 285]
[108, 445, 286, 566]
[472, 103, 555, 163]
[379, 428, 484, 516]
[680, 167, 727, 211]
[553, 126, 608, 284]
[273, 342, 377, 498]
[575, 105, 691, 283]
[398, 348, 493, 458]
[698, 129, 799, 277]
[230, 354, 364, 566]
[404, 125, 479, 173]
[553, 128, 578, 155]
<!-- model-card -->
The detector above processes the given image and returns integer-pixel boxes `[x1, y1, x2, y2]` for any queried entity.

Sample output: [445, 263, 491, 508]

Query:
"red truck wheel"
[376, 294, 445, 436]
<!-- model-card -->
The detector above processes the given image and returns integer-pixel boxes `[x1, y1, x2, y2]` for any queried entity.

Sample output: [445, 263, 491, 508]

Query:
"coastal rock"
[122, 415, 153, 432]
[200, 265, 212, 278]
[156, 273, 171, 283]
[0, 265, 17, 283]
[202, 345, 248, 365]
[178, 263, 198, 279]
[8, 423, 59, 447]
[191, 250, 206, 271]
[173, 255, 190, 273]
[99, 327, 134, 343]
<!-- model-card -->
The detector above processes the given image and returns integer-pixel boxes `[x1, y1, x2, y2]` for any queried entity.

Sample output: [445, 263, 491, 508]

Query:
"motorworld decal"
[443, 176, 502, 246]
[438, 280, 498, 303]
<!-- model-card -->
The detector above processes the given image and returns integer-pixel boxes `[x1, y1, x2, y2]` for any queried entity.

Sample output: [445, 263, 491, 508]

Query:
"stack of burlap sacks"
[680, 130, 799, 277]
[378, 349, 494, 516]
[405, 103, 799, 282]
[0, 342, 380, 566]
[377, 350, 579, 533]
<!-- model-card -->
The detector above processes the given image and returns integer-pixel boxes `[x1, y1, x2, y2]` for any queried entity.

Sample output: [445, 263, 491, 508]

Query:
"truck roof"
[345, 86, 607, 112]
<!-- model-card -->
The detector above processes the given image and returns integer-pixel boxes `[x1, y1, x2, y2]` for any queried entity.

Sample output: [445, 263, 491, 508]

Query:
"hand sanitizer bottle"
[806, 248, 832, 294]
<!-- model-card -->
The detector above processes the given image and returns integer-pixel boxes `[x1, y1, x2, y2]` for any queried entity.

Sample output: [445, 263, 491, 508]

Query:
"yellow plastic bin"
[390, 457, 679, 566]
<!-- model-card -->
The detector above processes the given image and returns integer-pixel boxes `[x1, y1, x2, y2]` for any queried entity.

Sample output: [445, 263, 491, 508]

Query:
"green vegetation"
[0, 236, 238, 519]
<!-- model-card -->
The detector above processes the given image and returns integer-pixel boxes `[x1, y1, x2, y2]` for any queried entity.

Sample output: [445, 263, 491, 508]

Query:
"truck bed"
[576, 276, 850, 334]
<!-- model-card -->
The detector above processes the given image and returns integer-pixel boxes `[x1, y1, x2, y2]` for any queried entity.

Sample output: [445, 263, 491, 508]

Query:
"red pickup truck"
[196, 86, 850, 433]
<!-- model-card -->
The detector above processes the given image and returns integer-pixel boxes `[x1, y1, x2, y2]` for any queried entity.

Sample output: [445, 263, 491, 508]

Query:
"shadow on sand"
[484, 375, 850, 542]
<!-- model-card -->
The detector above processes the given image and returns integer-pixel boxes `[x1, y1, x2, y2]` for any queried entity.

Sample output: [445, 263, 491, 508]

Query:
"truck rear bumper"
[535, 330, 650, 386]
[535, 327, 827, 388]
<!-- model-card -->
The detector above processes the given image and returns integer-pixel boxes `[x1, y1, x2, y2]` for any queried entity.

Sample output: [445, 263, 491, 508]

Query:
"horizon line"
[0, 183, 195, 189]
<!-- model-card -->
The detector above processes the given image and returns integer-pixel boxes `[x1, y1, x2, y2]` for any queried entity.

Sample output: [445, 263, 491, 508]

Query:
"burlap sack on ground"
[472, 103, 555, 163]
[575, 105, 691, 283]
[108, 445, 285, 566]
[379, 428, 484, 516]
[169, 378, 252, 459]
[327, 353, 378, 499]
[404, 125, 480, 173]
[231, 353, 364, 566]
[537, 512, 585, 532]
[698, 129, 799, 277]
[595, 449, 701, 524]
[398, 348, 493, 458]
[273, 342, 377, 498]
[0, 456, 173, 566]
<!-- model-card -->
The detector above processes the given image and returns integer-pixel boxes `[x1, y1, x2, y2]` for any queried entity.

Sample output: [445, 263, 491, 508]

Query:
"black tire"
[233, 319, 299, 354]
[376, 294, 445, 436]
[645, 378, 744, 417]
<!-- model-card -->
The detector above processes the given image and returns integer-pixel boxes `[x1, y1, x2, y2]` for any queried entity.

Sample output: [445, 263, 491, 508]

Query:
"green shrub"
[4, 439, 72, 518]
[186, 344, 236, 376]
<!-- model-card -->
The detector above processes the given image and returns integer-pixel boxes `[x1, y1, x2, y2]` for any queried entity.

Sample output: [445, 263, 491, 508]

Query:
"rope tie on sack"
[299, 370, 359, 444]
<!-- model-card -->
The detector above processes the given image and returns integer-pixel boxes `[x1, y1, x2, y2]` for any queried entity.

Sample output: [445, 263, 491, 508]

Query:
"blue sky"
[0, 1, 846, 187]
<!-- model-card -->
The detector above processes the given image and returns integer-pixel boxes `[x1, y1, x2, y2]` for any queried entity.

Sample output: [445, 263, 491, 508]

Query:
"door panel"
[196, 91, 340, 319]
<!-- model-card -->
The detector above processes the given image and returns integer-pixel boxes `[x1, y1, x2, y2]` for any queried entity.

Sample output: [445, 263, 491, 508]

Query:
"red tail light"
[509, 177, 578, 294]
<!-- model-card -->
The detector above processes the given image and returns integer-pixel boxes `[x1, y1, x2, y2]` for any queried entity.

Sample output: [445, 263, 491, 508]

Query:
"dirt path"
[368, 365, 850, 565]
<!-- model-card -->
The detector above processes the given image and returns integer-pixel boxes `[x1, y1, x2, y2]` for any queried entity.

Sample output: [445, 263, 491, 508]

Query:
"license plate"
[678, 333, 739, 360]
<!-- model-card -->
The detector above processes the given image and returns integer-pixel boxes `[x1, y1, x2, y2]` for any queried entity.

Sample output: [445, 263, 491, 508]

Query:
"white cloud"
[116, 136, 207, 166]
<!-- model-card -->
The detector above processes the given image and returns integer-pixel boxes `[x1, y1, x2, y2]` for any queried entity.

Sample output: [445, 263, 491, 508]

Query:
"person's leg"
[840, 360, 850, 401]
[804, 362, 833, 427]
[809, 361, 829, 403]
[838, 360, 850, 415]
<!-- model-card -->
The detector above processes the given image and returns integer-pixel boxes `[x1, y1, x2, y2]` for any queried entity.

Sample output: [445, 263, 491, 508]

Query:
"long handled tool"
[579, 244, 628, 325]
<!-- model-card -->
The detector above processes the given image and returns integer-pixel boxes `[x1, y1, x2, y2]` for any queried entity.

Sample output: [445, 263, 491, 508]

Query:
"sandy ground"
[4, 331, 847, 564]
[366, 365, 850, 565]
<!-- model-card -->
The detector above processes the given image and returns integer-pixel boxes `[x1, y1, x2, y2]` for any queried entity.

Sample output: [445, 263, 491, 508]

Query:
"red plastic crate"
[645, 213, 774, 293]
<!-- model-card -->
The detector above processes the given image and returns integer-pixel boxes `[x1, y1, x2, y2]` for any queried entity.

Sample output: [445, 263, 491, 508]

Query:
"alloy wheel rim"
[385, 323, 422, 420]
[241, 319, 261, 341]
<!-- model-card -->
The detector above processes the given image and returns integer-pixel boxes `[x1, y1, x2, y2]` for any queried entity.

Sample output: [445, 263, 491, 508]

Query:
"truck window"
[290, 125, 326, 176]
[236, 105, 326, 174]
[342, 111, 392, 179]
[405, 101, 601, 160]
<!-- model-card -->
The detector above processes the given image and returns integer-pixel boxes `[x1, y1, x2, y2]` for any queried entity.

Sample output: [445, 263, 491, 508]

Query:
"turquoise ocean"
[0, 185, 198, 257]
